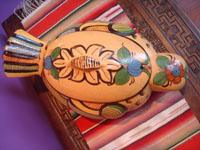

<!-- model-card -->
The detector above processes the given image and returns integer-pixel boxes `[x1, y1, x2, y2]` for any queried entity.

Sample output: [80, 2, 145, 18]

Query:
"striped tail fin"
[3, 29, 46, 77]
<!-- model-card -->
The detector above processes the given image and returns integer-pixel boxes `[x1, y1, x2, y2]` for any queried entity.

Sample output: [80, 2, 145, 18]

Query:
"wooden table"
[117, 0, 200, 122]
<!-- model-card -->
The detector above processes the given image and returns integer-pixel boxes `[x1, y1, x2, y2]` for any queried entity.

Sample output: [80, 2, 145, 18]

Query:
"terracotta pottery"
[3, 22, 188, 119]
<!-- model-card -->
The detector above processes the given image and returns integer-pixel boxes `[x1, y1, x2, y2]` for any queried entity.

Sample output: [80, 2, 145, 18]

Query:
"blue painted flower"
[45, 56, 52, 70]
[127, 59, 142, 77]
[115, 45, 150, 85]
[165, 63, 185, 84]
[171, 66, 180, 77]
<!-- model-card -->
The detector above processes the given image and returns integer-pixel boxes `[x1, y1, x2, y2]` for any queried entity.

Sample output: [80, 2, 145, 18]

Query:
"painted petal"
[171, 67, 181, 77]
[87, 44, 104, 57]
[164, 68, 171, 75]
[70, 69, 84, 81]
[53, 59, 67, 68]
[71, 45, 86, 57]
[173, 77, 181, 84]
[85, 71, 99, 84]
[99, 68, 112, 83]
[179, 64, 183, 70]
[106, 59, 121, 70]
[45, 56, 52, 70]
[127, 59, 142, 77]
[59, 66, 72, 78]
[100, 51, 113, 61]
[61, 50, 71, 61]
[167, 74, 175, 82]
[179, 69, 185, 78]
[173, 61, 181, 67]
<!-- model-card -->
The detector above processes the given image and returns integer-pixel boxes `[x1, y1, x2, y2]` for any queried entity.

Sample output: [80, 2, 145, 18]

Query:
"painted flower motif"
[53, 49, 73, 78]
[52, 44, 121, 84]
[164, 62, 185, 84]
[114, 44, 150, 85]
[153, 55, 188, 86]
[44, 56, 52, 70]
[127, 59, 142, 77]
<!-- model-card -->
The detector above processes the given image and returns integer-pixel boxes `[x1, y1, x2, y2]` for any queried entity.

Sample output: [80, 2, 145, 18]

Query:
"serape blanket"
[14, 0, 200, 149]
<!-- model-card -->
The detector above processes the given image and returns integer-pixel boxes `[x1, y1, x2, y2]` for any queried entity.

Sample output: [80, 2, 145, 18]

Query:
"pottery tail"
[3, 30, 46, 77]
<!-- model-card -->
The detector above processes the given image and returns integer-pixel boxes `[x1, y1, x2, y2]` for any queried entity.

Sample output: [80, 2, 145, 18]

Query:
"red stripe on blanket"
[124, 110, 195, 149]
[28, 0, 117, 37]
[174, 131, 200, 150]
[75, 117, 103, 133]
[28, 0, 88, 37]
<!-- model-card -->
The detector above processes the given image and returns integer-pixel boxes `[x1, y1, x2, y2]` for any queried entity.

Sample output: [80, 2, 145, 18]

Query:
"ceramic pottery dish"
[3, 22, 188, 119]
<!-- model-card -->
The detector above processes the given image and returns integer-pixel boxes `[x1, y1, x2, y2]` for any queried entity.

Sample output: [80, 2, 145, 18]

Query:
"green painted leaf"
[112, 23, 135, 34]
[51, 47, 61, 60]
[51, 66, 59, 80]
[143, 53, 149, 65]
[110, 105, 126, 112]
[153, 72, 167, 86]
[143, 69, 150, 77]
[156, 56, 169, 69]
[184, 63, 188, 73]
[115, 69, 130, 85]
[117, 46, 131, 64]
[184, 75, 188, 80]
[184, 63, 188, 80]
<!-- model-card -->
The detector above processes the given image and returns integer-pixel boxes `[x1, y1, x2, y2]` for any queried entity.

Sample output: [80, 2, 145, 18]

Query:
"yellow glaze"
[44, 31, 150, 103]
[3, 22, 188, 119]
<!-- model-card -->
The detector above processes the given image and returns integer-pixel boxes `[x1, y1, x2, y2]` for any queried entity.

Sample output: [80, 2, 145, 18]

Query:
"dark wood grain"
[172, 0, 200, 30]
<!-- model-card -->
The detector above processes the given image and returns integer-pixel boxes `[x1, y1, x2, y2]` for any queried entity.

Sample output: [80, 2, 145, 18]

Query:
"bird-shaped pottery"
[3, 21, 188, 119]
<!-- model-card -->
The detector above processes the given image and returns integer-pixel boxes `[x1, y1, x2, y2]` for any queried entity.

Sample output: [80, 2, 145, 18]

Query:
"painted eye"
[127, 59, 142, 77]
[171, 66, 180, 77]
